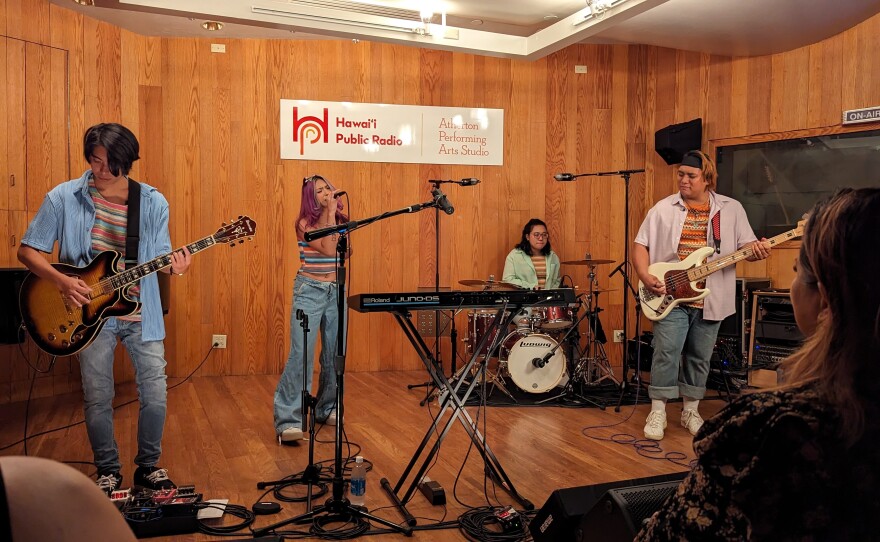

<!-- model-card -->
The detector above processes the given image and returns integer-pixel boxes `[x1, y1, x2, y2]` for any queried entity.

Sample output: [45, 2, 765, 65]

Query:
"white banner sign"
[280, 100, 504, 165]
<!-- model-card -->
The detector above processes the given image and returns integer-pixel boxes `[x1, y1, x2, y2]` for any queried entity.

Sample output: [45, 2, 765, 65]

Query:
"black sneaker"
[96, 471, 123, 495]
[133, 466, 176, 490]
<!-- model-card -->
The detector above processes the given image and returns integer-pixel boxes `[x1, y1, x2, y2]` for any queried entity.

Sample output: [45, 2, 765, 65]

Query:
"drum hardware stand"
[535, 302, 606, 409]
[254, 201, 439, 538]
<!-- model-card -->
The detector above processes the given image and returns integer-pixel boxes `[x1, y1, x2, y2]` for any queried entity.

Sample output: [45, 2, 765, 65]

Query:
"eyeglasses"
[531, 232, 550, 239]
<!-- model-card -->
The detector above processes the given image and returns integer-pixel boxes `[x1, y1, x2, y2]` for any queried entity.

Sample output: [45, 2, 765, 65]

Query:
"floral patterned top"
[636, 384, 880, 541]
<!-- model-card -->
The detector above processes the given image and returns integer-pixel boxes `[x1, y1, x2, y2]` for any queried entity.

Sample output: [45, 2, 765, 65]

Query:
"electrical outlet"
[613, 330, 625, 343]
[212, 334, 227, 348]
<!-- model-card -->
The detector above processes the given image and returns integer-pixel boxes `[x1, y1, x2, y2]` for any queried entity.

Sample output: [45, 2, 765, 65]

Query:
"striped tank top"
[89, 181, 141, 316]
[298, 241, 337, 275]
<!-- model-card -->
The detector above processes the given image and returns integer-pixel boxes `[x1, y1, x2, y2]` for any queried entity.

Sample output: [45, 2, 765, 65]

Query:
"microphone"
[333, 190, 347, 199]
[531, 351, 553, 368]
[431, 187, 454, 215]
[554, 173, 575, 181]
[428, 178, 481, 186]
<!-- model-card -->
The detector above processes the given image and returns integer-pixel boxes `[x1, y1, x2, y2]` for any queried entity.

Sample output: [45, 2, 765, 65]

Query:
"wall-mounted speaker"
[654, 118, 702, 165]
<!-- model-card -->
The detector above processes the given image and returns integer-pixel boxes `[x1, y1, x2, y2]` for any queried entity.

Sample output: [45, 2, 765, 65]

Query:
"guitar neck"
[688, 228, 800, 281]
[97, 235, 217, 295]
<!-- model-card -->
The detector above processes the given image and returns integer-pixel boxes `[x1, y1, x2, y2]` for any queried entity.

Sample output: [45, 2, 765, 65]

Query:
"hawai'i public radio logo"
[292, 107, 329, 155]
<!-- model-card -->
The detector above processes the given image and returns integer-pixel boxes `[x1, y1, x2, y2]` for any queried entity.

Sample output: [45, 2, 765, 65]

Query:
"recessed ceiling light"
[471, 19, 483, 25]
[544, 15, 558, 20]
[202, 21, 224, 31]
[72, 0, 95, 5]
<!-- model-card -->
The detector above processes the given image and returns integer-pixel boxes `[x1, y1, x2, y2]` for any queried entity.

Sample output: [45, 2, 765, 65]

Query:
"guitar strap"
[125, 178, 142, 266]
[711, 211, 721, 254]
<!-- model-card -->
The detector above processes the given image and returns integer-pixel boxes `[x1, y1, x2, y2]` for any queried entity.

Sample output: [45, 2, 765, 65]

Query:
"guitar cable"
[1, 340, 219, 463]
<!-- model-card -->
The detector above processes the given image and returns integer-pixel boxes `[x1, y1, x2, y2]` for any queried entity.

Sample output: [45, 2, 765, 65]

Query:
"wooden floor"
[0, 371, 726, 541]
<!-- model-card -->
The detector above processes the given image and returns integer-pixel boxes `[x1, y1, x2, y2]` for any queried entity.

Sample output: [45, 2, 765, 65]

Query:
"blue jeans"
[274, 274, 340, 433]
[79, 319, 167, 474]
[648, 306, 721, 400]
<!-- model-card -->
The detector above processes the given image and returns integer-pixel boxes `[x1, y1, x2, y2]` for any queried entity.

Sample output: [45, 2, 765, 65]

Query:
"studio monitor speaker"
[529, 471, 687, 542]
[654, 118, 702, 165]
[576, 478, 686, 541]
[0, 268, 27, 344]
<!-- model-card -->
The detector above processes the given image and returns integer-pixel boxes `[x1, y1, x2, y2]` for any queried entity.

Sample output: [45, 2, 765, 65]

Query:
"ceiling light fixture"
[574, 0, 627, 26]
[252, 6, 417, 34]
[202, 21, 224, 31]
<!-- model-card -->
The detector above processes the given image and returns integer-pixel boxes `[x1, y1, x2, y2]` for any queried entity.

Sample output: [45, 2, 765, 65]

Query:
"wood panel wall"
[2, 0, 880, 403]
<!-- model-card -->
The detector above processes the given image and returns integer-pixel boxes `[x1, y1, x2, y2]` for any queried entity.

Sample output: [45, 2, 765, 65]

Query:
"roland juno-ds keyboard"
[349, 288, 576, 312]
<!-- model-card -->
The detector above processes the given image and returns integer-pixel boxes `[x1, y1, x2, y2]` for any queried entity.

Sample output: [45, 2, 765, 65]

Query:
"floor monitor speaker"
[529, 471, 687, 542]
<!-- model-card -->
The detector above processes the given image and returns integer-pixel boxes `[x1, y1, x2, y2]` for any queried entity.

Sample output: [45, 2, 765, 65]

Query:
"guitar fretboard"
[688, 228, 801, 281]
[94, 236, 217, 296]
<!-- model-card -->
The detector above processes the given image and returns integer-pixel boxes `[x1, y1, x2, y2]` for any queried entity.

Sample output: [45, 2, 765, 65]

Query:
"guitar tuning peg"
[238, 215, 242, 219]
[239, 240, 244, 244]
[229, 242, 235, 247]
[222, 222, 227, 226]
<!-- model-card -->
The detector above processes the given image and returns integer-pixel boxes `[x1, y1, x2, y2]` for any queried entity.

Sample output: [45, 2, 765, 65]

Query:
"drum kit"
[457, 259, 621, 403]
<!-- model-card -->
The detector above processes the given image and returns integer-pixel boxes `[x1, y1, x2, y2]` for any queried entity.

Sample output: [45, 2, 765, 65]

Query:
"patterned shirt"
[89, 181, 141, 313]
[677, 200, 710, 308]
[637, 384, 880, 541]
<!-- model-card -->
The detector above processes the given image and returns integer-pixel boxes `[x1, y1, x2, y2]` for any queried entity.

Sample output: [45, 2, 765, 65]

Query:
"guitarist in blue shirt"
[17, 123, 191, 495]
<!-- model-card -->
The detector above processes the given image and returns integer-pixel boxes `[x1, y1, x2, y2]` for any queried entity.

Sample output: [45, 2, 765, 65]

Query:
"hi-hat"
[562, 258, 615, 266]
[459, 279, 519, 289]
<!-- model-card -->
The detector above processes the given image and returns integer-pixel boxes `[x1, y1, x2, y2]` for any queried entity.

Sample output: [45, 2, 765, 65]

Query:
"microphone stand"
[557, 169, 644, 408]
[253, 200, 446, 538]
[609, 262, 647, 411]
[407, 180, 457, 405]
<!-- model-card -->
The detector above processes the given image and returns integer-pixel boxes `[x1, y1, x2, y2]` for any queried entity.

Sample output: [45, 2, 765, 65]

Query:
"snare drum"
[464, 310, 502, 356]
[504, 333, 568, 393]
[538, 306, 574, 330]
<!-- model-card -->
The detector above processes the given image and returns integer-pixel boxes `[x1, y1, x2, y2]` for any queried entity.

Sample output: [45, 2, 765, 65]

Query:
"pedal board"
[115, 485, 203, 538]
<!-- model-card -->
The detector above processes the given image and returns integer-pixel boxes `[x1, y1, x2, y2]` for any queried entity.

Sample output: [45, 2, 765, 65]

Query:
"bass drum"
[504, 333, 568, 393]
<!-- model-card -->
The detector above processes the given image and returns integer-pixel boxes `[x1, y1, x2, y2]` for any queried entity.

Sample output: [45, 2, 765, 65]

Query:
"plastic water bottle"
[349, 456, 366, 506]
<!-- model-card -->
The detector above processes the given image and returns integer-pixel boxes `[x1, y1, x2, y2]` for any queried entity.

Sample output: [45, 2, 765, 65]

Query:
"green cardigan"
[502, 248, 561, 289]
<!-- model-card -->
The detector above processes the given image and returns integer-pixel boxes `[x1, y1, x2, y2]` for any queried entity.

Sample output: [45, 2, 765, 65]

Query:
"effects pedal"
[494, 506, 523, 533]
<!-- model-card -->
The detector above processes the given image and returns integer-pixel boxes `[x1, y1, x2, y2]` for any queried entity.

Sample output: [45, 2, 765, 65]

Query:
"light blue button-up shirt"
[21, 170, 172, 341]
[634, 191, 758, 321]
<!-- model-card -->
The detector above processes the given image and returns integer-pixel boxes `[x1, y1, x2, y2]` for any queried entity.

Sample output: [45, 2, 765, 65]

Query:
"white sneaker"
[644, 410, 667, 440]
[325, 410, 337, 426]
[278, 426, 304, 444]
[681, 409, 704, 436]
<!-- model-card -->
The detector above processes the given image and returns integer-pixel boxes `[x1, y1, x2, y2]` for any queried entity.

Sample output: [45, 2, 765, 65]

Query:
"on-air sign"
[842, 106, 880, 125]
[280, 100, 504, 165]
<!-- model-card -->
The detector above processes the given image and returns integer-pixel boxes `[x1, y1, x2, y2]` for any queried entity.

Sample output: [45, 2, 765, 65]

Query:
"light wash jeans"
[274, 274, 340, 434]
[648, 306, 721, 400]
[79, 319, 167, 474]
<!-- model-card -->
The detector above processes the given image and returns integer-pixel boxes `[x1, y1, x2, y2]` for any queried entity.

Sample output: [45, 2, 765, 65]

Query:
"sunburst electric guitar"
[638, 219, 805, 321]
[19, 216, 257, 356]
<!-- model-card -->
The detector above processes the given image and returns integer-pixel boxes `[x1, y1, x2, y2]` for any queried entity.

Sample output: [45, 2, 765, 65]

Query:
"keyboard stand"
[381, 305, 534, 525]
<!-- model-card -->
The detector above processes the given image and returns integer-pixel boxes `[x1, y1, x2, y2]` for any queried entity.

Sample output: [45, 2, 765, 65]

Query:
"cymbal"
[562, 258, 615, 266]
[458, 279, 520, 289]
